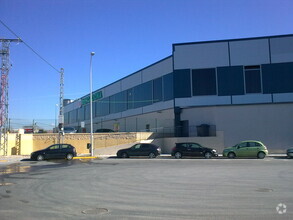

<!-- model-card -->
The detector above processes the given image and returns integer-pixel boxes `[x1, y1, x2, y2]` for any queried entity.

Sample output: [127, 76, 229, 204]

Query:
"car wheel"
[37, 155, 44, 161]
[257, 152, 266, 159]
[227, 152, 236, 159]
[66, 153, 74, 160]
[174, 152, 182, 159]
[149, 152, 156, 159]
[204, 152, 212, 159]
[121, 152, 128, 158]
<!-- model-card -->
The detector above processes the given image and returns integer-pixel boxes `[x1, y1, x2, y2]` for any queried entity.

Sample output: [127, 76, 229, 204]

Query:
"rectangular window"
[192, 68, 217, 96]
[245, 66, 261, 93]
[96, 97, 110, 116]
[84, 104, 90, 120]
[262, 62, 293, 94]
[64, 112, 69, 124]
[153, 77, 163, 103]
[174, 69, 191, 98]
[116, 91, 127, 113]
[217, 66, 244, 96]
[127, 88, 134, 109]
[110, 91, 127, 114]
[133, 81, 152, 108]
[163, 73, 173, 101]
[78, 106, 85, 121]
[68, 109, 77, 124]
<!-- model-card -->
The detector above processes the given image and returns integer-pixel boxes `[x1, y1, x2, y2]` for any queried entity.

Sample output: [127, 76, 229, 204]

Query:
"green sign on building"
[81, 91, 103, 105]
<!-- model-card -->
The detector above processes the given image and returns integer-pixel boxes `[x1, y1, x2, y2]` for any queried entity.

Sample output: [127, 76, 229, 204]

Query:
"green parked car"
[223, 140, 268, 159]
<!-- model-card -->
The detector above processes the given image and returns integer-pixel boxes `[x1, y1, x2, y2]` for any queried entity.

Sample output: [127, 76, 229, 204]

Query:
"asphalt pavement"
[0, 156, 292, 220]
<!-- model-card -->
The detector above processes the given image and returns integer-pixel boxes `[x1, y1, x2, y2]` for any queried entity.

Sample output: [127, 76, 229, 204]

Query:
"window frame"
[244, 65, 263, 94]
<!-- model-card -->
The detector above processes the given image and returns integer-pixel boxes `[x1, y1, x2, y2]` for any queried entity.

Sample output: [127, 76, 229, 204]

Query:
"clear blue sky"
[1, 0, 293, 129]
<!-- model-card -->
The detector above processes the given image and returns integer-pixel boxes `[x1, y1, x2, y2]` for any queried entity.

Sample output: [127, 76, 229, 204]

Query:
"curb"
[73, 156, 99, 159]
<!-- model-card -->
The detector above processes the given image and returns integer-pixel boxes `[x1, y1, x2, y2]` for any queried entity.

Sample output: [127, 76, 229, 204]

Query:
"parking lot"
[0, 156, 292, 220]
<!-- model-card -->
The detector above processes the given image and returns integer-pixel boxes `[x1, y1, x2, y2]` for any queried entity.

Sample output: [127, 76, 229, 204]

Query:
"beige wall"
[0, 134, 33, 156]
[2, 132, 154, 156]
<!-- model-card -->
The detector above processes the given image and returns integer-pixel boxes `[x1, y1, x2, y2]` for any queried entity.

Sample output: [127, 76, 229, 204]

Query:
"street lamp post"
[55, 104, 58, 133]
[90, 52, 95, 156]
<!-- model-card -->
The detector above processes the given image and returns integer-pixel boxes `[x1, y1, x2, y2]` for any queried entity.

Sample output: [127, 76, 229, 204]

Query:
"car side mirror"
[237, 146, 240, 149]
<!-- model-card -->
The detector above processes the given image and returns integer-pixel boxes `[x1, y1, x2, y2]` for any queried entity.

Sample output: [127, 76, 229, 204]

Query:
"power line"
[0, 19, 60, 73]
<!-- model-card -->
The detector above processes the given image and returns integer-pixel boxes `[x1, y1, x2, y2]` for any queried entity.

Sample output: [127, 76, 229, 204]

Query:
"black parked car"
[117, 143, 161, 158]
[171, 142, 218, 159]
[31, 144, 77, 161]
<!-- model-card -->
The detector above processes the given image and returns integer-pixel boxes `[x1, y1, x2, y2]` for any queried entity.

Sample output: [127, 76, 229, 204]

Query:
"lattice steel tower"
[0, 39, 21, 155]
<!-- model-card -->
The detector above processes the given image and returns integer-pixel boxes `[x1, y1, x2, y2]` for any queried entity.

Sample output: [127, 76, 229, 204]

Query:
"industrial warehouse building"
[64, 34, 293, 151]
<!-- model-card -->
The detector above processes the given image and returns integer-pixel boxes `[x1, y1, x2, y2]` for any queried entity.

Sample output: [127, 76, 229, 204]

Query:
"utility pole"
[58, 68, 64, 145]
[0, 38, 21, 155]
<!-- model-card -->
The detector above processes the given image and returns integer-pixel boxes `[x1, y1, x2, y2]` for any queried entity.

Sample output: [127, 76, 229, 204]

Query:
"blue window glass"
[133, 81, 152, 108]
[153, 78, 163, 103]
[245, 66, 261, 93]
[217, 66, 244, 96]
[78, 106, 85, 121]
[163, 72, 174, 101]
[127, 88, 134, 109]
[110, 91, 127, 114]
[192, 68, 217, 96]
[174, 69, 191, 98]
[84, 104, 90, 120]
[69, 110, 77, 124]
[64, 112, 69, 124]
[262, 62, 293, 94]
[96, 97, 110, 116]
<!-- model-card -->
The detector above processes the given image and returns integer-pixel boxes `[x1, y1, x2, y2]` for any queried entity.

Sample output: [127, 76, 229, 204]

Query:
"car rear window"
[61, 144, 71, 149]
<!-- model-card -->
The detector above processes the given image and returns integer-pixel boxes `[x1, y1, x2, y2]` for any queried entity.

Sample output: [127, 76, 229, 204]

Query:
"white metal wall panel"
[121, 71, 142, 91]
[103, 81, 121, 97]
[273, 93, 293, 103]
[230, 39, 270, 65]
[180, 103, 293, 150]
[232, 94, 272, 104]
[173, 42, 229, 70]
[175, 96, 231, 107]
[102, 112, 123, 121]
[142, 57, 173, 82]
[142, 100, 173, 114]
[270, 36, 293, 63]
[121, 108, 143, 118]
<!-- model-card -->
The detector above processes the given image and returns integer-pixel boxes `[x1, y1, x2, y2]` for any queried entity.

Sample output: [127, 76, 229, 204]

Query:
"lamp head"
[91, 52, 95, 56]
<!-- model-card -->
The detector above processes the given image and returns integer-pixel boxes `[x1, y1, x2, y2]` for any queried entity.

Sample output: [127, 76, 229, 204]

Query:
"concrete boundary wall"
[2, 131, 285, 156]
[2, 132, 154, 156]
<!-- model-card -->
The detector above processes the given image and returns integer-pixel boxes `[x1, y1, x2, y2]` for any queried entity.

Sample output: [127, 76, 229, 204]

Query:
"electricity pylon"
[0, 38, 21, 155]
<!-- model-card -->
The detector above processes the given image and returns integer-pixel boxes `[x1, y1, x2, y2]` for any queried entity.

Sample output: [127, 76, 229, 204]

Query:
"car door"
[129, 144, 142, 156]
[180, 143, 190, 156]
[188, 143, 204, 157]
[235, 142, 249, 157]
[140, 144, 151, 156]
[46, 144, 61, 159]
[60, 144, 72, 158]
[247, 142, 260, 157]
